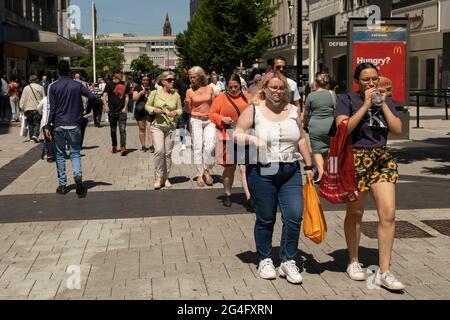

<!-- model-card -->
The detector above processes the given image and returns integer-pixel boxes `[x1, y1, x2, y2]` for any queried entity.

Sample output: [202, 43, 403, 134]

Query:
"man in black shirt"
[102, 70, 130, 156]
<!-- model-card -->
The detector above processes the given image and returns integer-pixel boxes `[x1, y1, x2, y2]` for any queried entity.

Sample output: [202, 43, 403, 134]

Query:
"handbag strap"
[224, 93, 242, 117]
[29, 84, 40, 104]
[329, 90, 336, 108]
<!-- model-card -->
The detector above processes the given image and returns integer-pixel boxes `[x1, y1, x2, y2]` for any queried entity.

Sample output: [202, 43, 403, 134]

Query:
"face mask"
[264, 89, 282, 108]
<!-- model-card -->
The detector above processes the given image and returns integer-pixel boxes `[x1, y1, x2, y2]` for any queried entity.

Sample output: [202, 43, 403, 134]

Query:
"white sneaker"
[279, 260, 303, 284]
[380, 271, 405, 291]
[346, 261, 366, 281]
[180, 143, 186, 151]
[257, 258, 276, 280]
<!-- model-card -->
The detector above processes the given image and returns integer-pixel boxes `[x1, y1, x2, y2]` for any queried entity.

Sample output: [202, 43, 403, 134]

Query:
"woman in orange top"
[8, 78, 21, 122]
[185, 66, 216, 187]
[209, 73, 254, 211]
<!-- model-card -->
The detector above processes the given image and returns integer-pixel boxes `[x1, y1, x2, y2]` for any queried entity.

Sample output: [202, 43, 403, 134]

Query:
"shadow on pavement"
[81, 146, 100, 150]
[391, 136, 450, 176]
[0, 123, 11, 135]
[169, 176, 190, 184]
[237, 246, 382, 276]
[66, 180, 112, 192]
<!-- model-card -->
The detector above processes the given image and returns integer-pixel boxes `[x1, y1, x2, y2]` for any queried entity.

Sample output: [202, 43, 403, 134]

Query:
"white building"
[96, 15, 178, 72]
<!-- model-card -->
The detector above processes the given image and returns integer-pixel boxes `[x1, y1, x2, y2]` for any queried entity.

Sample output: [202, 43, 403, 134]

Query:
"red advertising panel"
[349, 23, 409, 105]
[352, 42, 407, 103]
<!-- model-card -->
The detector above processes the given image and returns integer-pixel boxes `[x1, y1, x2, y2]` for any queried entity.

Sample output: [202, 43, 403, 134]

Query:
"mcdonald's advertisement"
[352, 25, 408, 104]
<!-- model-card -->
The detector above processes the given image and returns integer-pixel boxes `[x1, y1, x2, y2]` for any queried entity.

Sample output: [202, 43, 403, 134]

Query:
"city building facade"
[260, 0, 310, 84]
[307, 0, 392, 92]
[95, 14, 178, 73]
[392, 0, 450, 101]
[96, 33, 178, 72]
[307, 0, 449, 98]
[0, 0, 87, 81]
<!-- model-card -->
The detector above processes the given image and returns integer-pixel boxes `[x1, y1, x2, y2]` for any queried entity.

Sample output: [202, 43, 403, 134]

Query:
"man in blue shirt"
[44, 60, 96, 197]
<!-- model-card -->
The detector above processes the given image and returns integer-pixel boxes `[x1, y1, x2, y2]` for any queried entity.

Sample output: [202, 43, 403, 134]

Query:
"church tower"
[163, 13, 172, 36]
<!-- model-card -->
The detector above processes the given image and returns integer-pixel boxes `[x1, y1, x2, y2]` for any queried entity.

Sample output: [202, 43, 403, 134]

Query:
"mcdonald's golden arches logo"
[393, 46, 403, 54]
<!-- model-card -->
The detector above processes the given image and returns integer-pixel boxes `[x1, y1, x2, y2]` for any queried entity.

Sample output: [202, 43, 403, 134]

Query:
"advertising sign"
[348, 19, 410, 105]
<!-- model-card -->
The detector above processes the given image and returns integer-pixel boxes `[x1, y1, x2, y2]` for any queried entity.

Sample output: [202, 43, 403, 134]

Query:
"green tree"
[175, 0, 277, 76]
[71, 37, 125, 81]
[130, 54, 162, 78]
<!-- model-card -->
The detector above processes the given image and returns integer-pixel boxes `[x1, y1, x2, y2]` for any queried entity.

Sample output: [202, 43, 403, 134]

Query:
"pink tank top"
[188, 87, 213, 118]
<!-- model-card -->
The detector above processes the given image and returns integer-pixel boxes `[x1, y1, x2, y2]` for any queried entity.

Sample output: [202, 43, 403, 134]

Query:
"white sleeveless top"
[254, 105, 303, 163]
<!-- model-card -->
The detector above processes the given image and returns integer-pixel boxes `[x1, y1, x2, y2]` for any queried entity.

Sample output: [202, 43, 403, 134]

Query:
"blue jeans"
[54, 127, 82, 187]
[247, 162, 303, 262]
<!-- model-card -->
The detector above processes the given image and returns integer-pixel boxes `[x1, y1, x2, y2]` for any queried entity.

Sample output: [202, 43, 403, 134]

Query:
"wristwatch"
[304, 165, 314, 171]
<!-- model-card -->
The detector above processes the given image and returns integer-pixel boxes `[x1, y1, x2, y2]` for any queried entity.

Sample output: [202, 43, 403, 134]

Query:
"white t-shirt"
[209, 82, 224, 96]
[287, 78, 301, 102]
[240, 76, 248, 92]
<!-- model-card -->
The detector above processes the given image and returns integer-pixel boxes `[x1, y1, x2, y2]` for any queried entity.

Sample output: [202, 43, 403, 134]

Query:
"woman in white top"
[209, 73, 225, 97]
[234, 71, 314, 285]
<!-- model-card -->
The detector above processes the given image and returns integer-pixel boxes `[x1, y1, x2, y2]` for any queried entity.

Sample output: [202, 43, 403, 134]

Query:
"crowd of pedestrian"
[1, 57, 405, 292]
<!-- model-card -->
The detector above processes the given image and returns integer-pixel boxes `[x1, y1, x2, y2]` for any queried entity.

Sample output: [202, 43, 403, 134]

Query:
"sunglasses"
[268, 86, 286, 92]
[165, 78, 175, 83]
[360, 77, 379, 83]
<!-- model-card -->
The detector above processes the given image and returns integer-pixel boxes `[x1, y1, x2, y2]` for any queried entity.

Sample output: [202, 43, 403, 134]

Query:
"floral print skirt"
[354, 147, 399, 192]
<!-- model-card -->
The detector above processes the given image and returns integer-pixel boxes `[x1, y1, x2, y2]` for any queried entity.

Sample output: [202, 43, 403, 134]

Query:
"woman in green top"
[303, 72, 336, 182]
[145, 71, 182, 189]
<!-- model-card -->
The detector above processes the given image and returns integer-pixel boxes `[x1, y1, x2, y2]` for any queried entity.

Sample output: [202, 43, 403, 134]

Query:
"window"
[344, 0, 354, 11]
[31, 1, 35, 22]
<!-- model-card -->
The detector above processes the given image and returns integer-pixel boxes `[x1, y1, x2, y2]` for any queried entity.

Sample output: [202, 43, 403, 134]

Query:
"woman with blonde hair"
[185, 66, 216, 187]
[234, 71, 314, 285]
[145, 71, 182, 189]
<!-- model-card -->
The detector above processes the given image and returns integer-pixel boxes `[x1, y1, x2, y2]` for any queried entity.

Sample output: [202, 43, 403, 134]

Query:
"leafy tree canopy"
[71, 35, 125, 81]
[130, 55, 162, 79]
[175, 0, 278, 77]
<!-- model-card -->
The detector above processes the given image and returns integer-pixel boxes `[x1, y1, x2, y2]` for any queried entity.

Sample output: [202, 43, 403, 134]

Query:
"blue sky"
[71, 0, 190, 36]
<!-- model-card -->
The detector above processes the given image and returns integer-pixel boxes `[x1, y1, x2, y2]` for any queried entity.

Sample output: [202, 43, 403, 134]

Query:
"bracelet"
[304, 165, 314, 171]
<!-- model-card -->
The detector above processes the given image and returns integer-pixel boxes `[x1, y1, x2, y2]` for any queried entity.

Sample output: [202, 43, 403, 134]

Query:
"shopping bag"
[320, 119, 359, 204]
[303, 176, 327, 244]
[20, 114, 28, 137]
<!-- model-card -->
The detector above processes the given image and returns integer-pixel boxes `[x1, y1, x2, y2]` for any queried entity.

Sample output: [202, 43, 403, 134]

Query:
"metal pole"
[416, 93, 420, 128]
[445, 89, 449, 120]
[92, 1, 97, 84]
[296, 0, 302, 112]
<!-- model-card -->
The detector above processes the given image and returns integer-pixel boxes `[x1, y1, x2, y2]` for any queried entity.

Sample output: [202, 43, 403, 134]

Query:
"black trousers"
[25, 110, 42, 139]
[109, 112, 127, 147]
[93, 98, 103, 126]
[42, 126, 55, 159]
[80, 117, 89, 147]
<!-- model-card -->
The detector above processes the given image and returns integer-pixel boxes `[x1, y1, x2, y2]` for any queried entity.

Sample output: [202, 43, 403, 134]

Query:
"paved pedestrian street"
[0, 108, 449, 300]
